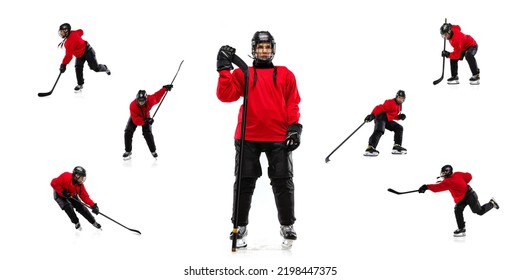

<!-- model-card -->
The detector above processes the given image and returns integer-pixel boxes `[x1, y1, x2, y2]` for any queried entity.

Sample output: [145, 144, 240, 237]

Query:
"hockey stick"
[387, 188, 419, 195]
[230, 53, 249, 252]
[325, 121, 366, 163]
[433, 18, 448, 85]
[38, 72, 62, 97]
[70, 196, 141, 235]
[151, 60, 184, 119]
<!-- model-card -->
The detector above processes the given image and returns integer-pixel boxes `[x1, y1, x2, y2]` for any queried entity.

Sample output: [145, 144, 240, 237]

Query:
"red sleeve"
[284, 69, 301, 125]
[461, 172, 472, 183]
[50, 173, 66, 195]
[216, 69, 245, 102]
[148, 87, 167, 107]
[77, 185, 95, 207]
[427, 180, 451, 193]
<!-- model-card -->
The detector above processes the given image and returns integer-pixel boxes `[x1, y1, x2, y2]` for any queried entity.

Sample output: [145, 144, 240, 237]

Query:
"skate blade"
[123, 156, 131, 161]
[470, 81, 480, 85]
[447, 81, 460, 85]
[236, 239, 248, 249]
[392, 151, 407, 155]
[363, 153, 379, 157]
[281, 239, 294, 249]
[453, 233, 466, 237]
[74, 89, 83, 93]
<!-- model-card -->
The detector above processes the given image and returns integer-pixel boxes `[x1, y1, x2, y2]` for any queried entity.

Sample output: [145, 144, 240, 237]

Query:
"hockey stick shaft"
[151, 60, 184, 119]
[230, 54, 249, 252]
[38, 72, 62, 97]
[325, 121, 366, 163]
[70, 196, 141, 235]
[433, 18, 447, 85]
[387, 188, 419, 195]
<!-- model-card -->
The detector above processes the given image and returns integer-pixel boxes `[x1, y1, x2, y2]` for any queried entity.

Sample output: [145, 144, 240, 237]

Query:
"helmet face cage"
[440, 23, 452, 37]
[251, 31, 276, 62]
[73, 166, 87, 183]
[136, 90, 147, 106]
[440, 164, 453, 177]
[59, 23, 71, 38]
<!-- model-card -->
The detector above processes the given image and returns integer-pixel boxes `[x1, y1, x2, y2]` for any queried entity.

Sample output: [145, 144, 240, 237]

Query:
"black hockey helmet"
[136, 90, 147, 106]
[440, 164, 453, 178]
[59, 23, 71, 39]
[440, 23, 452, 35]
[251, 31, 276, 62]
[396, 90, 406, 99]
[72, 166, 87, 184]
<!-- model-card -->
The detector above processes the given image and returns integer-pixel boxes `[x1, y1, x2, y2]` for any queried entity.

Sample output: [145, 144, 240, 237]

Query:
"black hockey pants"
[54, 192, 96, 224]
[232, 140, 296, 226]
[124, 117, 156, 153]
[450, 44, 479, 77]
[75, 42, 109, 85]
[454, 185, 494, 230]
[368, 113, 403, 148]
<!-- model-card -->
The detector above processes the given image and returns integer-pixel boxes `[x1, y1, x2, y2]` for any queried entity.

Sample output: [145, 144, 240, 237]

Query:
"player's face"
[59, 30, 68, 39]
[255, 42, 272, 60]
[137, 99, 146, 107]
[396, 96, 405, 104]
[441, 32, 451, 40]
[74, 174, 86, 184]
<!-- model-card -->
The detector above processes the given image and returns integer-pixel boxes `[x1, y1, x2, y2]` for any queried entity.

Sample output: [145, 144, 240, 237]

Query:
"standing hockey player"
[440, 22, 480, 85]
[57, 23, 111, 92]
[216, 31, 302, 249]
[50, 166, 101, 230]
[123, 84, 173, 160]
[418, 165, 499, 237]
[363, 90, 407, 156]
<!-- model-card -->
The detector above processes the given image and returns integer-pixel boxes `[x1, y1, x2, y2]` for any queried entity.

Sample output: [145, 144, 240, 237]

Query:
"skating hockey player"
[50, 166, 101, 230]
[440, 22, 480, 85]
[418, 165, 499, 237]
[123, 84, 172, 160]
[57, 23, 111, 92]
[216, 31, 302, 249]
[363, 90, 407, 156]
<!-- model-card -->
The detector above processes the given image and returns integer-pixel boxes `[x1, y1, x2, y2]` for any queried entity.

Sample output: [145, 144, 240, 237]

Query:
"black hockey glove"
[398, 113, 406, 120]
[59, 64, 66, 73]
[364, 114, 375, 122]
[144, 118, 154, 125]
[285, 123, 303, 151]
[217, 45, 235, 71]
[441, 50, 450, 58]
[91, 203, 100, 215]
[61, 189, 71, 198]
[163, 84, 173, 91]
[418, 185, 429, 193]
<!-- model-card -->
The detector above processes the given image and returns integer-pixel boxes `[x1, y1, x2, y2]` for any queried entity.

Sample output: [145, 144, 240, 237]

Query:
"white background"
[1, 0, 519, 279]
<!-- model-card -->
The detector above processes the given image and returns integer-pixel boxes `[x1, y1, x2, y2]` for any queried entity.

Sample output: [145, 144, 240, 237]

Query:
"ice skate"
[447, 76, 459, 85]
[229, 226, 248, 248]
[490, 197, 500, 209]
[280, 225, 297, 249]
[123, 151, 132, 161]
[391, 144, 407, 155]
[453, 228, 466, 237]
[92, 222, 102, 229]
[364, 146, 379, 157]
[151, 152, 158, 159]
[75, 222, 82, 231]
[74, 84, 83, 93]
[469, 74, 480, 85]
[105, 66, 111, 75]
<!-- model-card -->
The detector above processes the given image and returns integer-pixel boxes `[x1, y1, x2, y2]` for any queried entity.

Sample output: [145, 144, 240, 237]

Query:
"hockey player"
[363, 90, 407, 156]
[440, 22, 480, 85]
[418, 165, 499, 237]
[57, 23, 111, 92]
[216, 31, 302, 249]
[123, 84, 173, 160]
[50, 166, 101, 230]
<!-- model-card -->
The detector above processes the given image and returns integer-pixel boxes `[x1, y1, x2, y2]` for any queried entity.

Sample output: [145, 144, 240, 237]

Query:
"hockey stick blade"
[387, 188, 419, 195]
[38, 72, 62, 97]
[433, 73, 444, 85]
